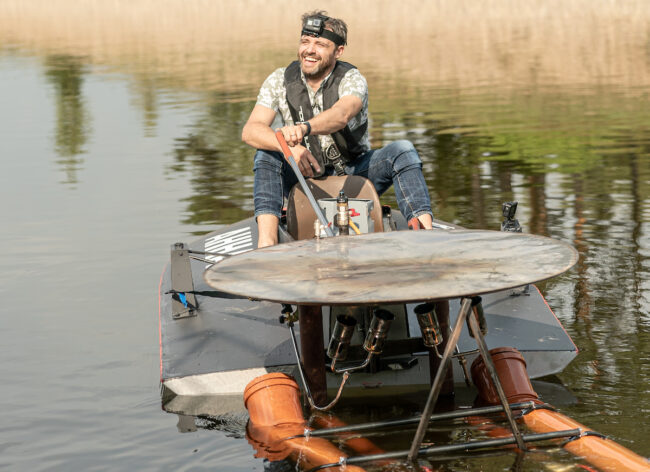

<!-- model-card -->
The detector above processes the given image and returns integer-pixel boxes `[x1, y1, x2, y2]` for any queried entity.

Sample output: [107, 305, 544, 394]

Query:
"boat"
[158, 132, 650, 472]
[159, 173, 577, 416]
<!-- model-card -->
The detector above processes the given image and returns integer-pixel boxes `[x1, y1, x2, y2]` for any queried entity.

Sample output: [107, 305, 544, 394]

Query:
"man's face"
[298, 33, 343, 80]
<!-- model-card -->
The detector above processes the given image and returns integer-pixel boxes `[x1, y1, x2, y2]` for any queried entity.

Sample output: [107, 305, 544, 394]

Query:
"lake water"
[1, 2, 649, 470]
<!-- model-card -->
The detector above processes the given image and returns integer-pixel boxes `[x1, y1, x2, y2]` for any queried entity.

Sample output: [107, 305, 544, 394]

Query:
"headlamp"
[301, 15, 345, 46]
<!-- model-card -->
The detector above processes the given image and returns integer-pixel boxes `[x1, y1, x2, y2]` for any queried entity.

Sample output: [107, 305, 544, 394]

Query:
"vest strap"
[284, 61, 366, 176]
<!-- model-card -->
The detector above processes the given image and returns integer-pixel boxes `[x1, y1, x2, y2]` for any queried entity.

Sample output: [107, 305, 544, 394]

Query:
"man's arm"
[241, 105, 322, 177]
[241, 105, 282, 152]
[280, 95, 362, 147]
[311, 95, 363, 135]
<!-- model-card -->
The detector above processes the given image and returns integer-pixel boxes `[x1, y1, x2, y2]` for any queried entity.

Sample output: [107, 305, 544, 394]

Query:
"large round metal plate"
[204, 230, 578, 305]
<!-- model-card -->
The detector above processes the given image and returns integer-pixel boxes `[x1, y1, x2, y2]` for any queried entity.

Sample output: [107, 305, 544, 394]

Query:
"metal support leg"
[170, 242, 198, 319]
[408, 297, 472, 461]
[467, 311, 527, 451]
[298, 305, 327, 406]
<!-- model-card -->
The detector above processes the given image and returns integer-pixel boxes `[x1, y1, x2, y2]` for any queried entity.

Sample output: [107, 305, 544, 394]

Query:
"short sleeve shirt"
[255, 64, 371, 153]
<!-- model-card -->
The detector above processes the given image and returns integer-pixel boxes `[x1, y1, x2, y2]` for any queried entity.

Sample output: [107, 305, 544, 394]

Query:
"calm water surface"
[2, 27, 649, 471]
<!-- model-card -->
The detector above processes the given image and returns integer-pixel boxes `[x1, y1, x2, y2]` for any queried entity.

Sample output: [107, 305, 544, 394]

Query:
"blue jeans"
[253, 140, 433, 223]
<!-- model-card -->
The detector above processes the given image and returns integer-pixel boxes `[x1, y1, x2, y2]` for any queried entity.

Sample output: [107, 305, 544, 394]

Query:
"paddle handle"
[276, 129, 293, 159]
[275, 131, 334, 237]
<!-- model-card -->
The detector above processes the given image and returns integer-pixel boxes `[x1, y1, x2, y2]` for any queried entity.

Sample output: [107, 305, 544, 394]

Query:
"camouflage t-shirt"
[255, 63, 371, 154]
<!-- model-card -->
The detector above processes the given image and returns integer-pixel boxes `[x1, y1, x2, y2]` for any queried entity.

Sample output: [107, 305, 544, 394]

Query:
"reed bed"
[2, 0, 650, 93]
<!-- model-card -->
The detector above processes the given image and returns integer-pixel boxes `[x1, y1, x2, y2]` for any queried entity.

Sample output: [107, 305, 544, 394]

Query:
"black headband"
[301, 15, 345, 46]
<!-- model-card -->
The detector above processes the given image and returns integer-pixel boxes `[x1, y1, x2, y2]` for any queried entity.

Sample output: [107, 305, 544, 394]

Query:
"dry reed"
[1, 0, 650, 93]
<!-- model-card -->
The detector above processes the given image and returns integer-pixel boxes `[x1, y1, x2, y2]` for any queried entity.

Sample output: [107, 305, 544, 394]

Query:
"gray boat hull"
[159, 217, 577, 416]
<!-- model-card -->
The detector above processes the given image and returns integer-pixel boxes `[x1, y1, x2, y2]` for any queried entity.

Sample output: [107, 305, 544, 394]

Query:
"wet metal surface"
[204, 230, 578, 305]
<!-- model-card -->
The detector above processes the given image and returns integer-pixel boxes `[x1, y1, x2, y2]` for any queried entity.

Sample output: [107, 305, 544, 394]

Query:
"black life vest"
[284, 60, 368, 175]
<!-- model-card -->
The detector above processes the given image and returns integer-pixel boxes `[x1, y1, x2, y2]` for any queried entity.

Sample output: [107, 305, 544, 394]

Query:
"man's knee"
[253, 150, 284, 173]
[253, 150, 286, 219]
[386, 139, 417, 154]
[386, 140, 422, 172]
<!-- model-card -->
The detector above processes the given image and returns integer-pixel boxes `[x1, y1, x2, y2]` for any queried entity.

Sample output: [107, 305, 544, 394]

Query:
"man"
[242, 10, 434, 247]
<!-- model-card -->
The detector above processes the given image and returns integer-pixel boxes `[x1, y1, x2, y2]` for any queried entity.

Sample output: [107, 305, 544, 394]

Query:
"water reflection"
[44, 54, 89, 185]
[128, 75, 160, 136]
[171, 94, 256, 227]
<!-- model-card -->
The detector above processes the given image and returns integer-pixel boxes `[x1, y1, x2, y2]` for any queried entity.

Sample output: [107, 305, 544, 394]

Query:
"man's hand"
[290, 144, 321, 177]
[280, 123, 308, 147]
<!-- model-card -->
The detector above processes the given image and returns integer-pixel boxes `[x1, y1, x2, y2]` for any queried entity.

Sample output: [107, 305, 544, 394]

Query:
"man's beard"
[300, 52, 334, 80]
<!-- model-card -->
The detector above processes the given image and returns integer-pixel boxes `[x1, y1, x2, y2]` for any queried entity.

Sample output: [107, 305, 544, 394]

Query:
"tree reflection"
[44, 55, 90, 185]
[171, 93, 255, 229]
[129, 75, 159, 137]
[170, 97, 558, 232]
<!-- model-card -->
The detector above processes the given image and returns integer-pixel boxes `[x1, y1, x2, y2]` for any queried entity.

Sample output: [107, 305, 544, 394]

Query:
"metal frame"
[307, 429, 582, 472]
[408, 296, 527, 461]
[170, 243, 198, 319]
[286, 401, 540, 439]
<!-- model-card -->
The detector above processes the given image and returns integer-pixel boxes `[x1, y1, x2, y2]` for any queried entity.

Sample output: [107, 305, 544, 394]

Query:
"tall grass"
[2, 0, 650, 93]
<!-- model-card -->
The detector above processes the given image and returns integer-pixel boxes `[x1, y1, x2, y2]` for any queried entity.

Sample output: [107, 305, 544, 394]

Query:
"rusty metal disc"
[203, 230, 578, 305]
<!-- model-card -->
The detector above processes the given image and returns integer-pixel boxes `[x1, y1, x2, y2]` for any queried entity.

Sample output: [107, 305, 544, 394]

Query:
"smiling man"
[242, 10, 434, 247]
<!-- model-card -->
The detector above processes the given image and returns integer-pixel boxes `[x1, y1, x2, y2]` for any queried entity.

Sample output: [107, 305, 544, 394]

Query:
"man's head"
[298, 11, 348, 80]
